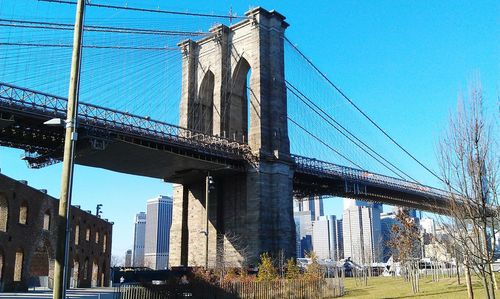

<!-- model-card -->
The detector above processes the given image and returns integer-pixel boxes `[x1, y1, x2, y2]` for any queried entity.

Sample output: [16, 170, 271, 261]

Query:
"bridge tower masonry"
[169, 7, 295, 267]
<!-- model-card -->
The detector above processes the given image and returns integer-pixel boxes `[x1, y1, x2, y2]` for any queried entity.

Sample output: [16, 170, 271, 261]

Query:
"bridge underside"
[0, 112, 244, 184]
[293, 172, 449, 214]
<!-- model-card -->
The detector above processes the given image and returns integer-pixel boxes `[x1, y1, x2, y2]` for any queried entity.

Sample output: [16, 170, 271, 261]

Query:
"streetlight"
[205, 173, 215, 269]
[52, 0, 85, 298]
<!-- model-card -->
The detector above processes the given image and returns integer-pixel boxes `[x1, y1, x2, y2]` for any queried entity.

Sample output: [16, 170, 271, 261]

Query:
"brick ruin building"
[0, 173, 113, 292]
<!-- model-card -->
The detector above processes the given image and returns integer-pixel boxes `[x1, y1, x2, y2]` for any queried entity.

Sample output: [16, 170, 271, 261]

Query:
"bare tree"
[437, 80, 499, 299]
[111, 255, 124, 268]
[214, 231, 250, 282]
[389, 209, 421, 293]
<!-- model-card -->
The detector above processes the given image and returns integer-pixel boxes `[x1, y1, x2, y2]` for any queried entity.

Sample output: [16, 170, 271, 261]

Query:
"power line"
[284, 36, 446, 186]
[38, 0, 249, 20]
[286, 81, 418, 182]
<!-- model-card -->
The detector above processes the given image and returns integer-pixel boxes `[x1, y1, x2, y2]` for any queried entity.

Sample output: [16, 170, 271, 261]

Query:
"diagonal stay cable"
[288, 116, 364, 170]
[286, 80, 418, 182]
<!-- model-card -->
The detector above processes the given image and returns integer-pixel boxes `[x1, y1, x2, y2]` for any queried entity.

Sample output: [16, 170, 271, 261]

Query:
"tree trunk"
[489, 262, 498, 290]
[465, 259, 474, 299]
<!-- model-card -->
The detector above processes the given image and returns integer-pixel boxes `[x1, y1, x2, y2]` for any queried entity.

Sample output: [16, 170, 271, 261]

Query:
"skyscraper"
[132, 212, 147, 267]
[335, 219, 344, 260]
[294, 196, 324, 257]
[312, 215, 338, 260]
[380, 211, 397, 262]
[342, 200, 382, 265]
[144, 196, 173, 270]
[124, 249, 132, 267]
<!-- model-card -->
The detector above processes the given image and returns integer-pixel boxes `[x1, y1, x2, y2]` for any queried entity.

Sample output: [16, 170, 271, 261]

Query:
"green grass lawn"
[343, 275, 492, 298]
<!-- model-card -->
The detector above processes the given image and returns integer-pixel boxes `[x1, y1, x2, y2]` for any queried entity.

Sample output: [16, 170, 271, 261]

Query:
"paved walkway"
[0, 288, 116, 299]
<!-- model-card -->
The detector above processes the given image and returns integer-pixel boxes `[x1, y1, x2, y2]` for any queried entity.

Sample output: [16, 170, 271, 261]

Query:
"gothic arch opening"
[226, 57, 251, 142]
[190, 70, 214, 135]
[0, 195, 7, 232]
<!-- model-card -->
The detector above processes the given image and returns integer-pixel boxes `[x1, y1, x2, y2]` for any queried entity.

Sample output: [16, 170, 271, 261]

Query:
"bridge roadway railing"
[292, 154, 449, 200]
[0, 82, 251, 159]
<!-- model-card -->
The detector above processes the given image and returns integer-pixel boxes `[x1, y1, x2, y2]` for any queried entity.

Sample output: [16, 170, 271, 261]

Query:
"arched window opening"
[83, 258, 89, 280]
[71, 259, 79, 288]
[0, 195, 8, 232]
[0, 249, 4, 282]
[43, 210, 51, 230]
[95, 231, 99, 244]
[101, 261, 106, 287]
[14, 248, 23, 281]
[29, 243, 50, 278]
[227, 58, 251, 142]
[85, 228, 90, 242]
[91, 260, 99, 287]
[74, 225, 80, 245]
[19, 201, 28, 225]
[190, 70, 214, 135]
[103, 234, 107, 253]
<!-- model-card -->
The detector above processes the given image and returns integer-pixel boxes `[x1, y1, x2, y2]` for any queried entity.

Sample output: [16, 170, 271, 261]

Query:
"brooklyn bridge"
[0, 5, 452, 266]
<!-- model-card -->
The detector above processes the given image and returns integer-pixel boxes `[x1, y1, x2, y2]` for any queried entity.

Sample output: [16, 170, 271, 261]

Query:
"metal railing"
[0, 81, 450, 202]
[0, 82, 252, 160]
[292, 154, 449, 199]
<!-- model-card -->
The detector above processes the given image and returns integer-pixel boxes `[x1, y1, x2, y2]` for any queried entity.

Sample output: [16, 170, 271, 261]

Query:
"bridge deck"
[0, 82, 451, 213]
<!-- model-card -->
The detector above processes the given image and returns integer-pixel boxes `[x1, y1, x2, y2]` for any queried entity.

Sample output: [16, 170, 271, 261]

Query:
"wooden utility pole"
[205, 173, 210, 269]
[53, 0, 85, 298]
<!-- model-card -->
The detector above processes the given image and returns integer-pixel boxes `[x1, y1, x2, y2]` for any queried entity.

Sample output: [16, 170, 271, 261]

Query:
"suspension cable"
[286, 81, 418, 182]
[285, 36, 446, 186]
[38, 0, 249, 20]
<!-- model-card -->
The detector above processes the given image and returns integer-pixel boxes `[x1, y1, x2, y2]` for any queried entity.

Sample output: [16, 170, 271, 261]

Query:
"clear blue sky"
[0, 1, 498, 258]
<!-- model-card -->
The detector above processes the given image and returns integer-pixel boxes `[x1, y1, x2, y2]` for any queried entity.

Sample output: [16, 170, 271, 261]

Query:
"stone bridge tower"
[169, 7, 295, 267]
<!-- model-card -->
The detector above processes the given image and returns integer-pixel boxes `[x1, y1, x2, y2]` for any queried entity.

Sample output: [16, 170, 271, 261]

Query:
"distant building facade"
[294, 196, 323, 258]
[124, 250, 132, 267]
[420, 217, 436, 235]
[342, 199, 382, 265]
[0, 173, 113, 292]
[132, 212, 146, 267]
[144, 196, 173, 270]
[335, 219, 344, 260]
[312, 215, 338, 260]
[380, 211, 397, 262]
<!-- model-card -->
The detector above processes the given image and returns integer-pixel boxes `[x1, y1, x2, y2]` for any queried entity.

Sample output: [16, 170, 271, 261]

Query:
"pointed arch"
[226, 57, 251, 142]
[189, 70, 214, 135]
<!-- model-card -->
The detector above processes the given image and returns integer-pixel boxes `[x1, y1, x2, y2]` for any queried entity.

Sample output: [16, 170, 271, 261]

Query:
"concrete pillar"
[169, 7, 295, 268]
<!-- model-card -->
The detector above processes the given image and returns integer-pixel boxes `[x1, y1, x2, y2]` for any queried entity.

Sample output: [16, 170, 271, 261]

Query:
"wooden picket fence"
[116, 278, 344, 298]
